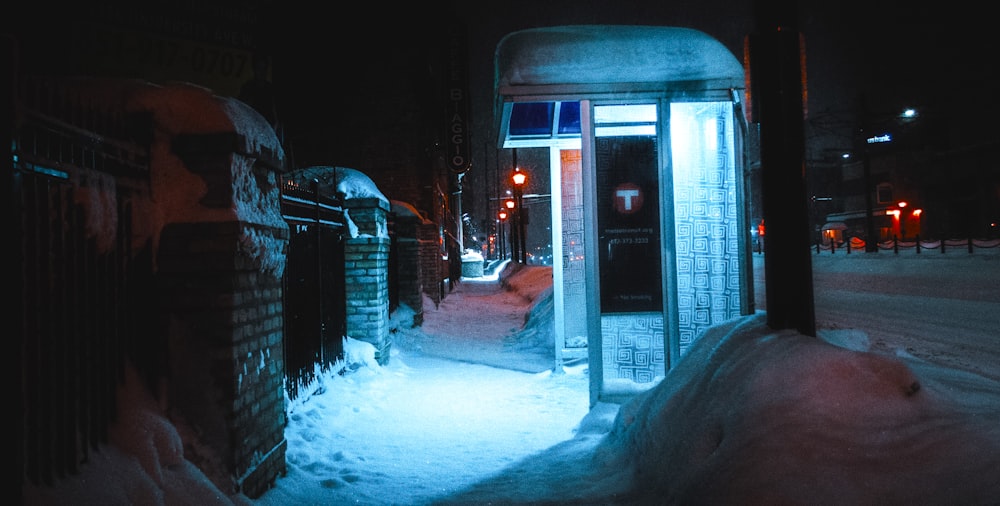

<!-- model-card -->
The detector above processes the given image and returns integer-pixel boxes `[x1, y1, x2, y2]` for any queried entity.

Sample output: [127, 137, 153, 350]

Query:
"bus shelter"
[494, 25, 754, 406]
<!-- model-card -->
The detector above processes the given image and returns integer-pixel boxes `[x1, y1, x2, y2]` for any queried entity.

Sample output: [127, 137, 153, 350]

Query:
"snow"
[461, 249, 484, 263]
[23, 35, 998, 503]
[495, 25, 745, 89]
[334, 166, 389, 204]
[109, 80, 290, 276]
[284, 165, 390, 239]
[21, 251, 1000, 505]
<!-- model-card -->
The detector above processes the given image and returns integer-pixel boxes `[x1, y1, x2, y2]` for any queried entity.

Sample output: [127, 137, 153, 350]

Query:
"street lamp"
[497, 208, 509, 260]
[897, 201, 907, 239]
[504, 197, 517, 262]
[512, 167, 527, 187]
[511, 167, 528, 264]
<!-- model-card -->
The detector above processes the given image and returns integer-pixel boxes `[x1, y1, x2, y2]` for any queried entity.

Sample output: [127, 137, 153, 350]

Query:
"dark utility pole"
[858, 95, 879, 252]
[513, 172, 527, 264]
[748, 0, 817, 336]
[498, 212, 507, 260]
[509, 149, 521, 262]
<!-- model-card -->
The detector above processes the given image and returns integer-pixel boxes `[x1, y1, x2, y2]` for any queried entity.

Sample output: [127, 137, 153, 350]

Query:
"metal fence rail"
[814, 236, 1000, 254]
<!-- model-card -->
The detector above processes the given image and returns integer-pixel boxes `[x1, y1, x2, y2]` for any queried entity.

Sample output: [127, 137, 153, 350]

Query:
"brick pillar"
[417, 221, 444, 308]
[395, 237, 424, 322]
[158, 220, 288, 497]
[388, 212, 424, 325]
[343, 197, 392, 364]
[159, 113, 289, 498]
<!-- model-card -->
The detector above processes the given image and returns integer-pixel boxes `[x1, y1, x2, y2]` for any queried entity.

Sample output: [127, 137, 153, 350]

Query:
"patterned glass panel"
[670, 102, 741, 356]
[601, 313, 665, 393]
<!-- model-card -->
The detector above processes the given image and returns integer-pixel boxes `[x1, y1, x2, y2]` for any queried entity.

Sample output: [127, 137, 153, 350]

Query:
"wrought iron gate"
[280, 179, 347, 400]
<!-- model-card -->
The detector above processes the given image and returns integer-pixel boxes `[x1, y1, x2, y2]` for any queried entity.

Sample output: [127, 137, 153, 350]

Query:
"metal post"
[497, 212, 508, 260]
[750, 0, 816, 336]
[511, 149, 521, 263]
[501, 217, 507, 259]
[511, 153, 529, 265]
[512, 205, 520, 263]
[516, 186, 526, 264]
[860, 97, 878, 252]
[312, 178, 325, 364]
[454, 173, 464, 253]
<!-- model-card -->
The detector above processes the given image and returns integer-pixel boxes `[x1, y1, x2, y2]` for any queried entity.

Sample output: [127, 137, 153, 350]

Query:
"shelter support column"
[552, 148, 588, 371]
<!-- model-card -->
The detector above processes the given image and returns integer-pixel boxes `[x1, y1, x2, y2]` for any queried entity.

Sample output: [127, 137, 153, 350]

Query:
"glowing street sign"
[866, 133, 892, 144]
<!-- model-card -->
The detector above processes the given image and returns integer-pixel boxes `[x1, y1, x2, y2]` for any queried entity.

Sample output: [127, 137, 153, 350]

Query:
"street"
[753, 251, 1000, 383]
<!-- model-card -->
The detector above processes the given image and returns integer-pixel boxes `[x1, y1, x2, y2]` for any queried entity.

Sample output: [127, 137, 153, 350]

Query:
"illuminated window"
[594, 103, 657, 137]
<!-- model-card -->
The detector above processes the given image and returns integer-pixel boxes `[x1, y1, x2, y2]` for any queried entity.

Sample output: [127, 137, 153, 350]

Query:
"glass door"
[593, 103, 666, 396]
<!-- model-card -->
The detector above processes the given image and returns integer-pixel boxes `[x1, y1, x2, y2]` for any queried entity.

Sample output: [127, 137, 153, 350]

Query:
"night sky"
[258, 0, 996, 187]
[7, 0, 994, 226]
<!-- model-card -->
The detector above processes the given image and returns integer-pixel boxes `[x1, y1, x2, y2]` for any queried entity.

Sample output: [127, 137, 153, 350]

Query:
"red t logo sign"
[614, 183, 643, 215]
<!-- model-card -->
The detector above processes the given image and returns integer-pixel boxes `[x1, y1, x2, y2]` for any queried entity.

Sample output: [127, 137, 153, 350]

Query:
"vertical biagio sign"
[446, 19, 471, 175]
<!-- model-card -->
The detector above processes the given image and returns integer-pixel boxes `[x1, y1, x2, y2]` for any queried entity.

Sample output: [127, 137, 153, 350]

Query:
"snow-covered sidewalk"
[402, 266, 557, 373]
[24, 255, 1000, 505]
[255, 264, 591, 505]
[258, 349, 591, 505]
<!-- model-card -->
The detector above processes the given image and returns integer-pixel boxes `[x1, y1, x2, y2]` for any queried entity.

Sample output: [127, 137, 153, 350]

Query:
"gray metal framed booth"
[494, 25, 755, 406]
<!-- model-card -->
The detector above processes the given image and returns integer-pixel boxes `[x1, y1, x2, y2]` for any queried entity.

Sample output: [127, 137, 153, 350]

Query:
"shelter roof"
[495, 25, 744, 94]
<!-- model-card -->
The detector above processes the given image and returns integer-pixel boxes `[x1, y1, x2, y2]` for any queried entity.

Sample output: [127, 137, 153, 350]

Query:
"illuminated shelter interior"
[494, 25, 754, 406]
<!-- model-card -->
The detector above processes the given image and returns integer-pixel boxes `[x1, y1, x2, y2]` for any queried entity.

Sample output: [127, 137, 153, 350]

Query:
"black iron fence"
[15, 87, 153, 488]
[280, 179, 347, 401]
[814, 236, 1000, 255]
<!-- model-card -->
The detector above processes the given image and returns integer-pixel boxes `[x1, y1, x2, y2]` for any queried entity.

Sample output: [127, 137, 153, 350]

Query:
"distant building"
[816, 122, 998, 244]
